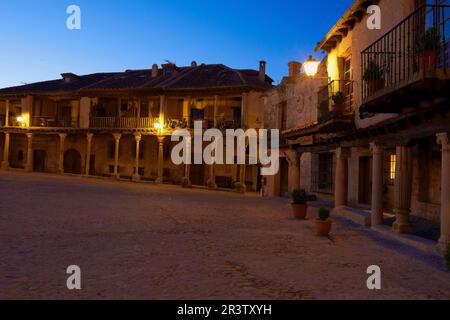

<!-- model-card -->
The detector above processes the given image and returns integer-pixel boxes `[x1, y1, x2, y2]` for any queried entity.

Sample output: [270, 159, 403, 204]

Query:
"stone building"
[264, 0, 450, 250]
[0, 62, 272, 192]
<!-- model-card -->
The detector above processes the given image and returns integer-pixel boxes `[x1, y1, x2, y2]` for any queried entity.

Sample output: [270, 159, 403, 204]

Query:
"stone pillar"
[370, 143, 385, 226]
[1, 132, 10, 170]
[25, 133, 33, 172]
[112, 133, 121, 179]
[133, 133, 142, 181]
[241, 93, 248, 129]
[85, 133, 93, 176]
[5, 100, 10, 127]
[289, 150, 301, 192]
[334, 147, 350, 207]
[183, 96, 191, 128]
[156, 136, 165, 184]
[437, 133, 450, 249]
[239, 164, 247, 193]
[393, 145, 413, 234]
[58, 134, 67, 174]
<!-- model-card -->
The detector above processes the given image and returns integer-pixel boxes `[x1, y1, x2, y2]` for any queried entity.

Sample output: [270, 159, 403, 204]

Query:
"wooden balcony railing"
[317, 80, 354, 122]
[90, 117, 158, 129]
[31, 116, 79, 128]
[361, 4, 449, 102]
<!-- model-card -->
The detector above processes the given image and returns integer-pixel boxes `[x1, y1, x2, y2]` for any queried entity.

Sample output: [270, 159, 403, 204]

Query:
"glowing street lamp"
[304, 55, 320, 77]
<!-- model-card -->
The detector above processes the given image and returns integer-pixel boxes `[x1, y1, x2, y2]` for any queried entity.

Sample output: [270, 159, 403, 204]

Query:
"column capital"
[26, 132, 33, 139]
[113, 133, 122, 141]
[59, 133, 67, 140]
[157, 135, 166, 144]
[134, 133, 142, 142]
[335, 147, 350, 159]
[86, 133, 94, 141]
[437, 132, 449, 148]
[370, 142, 385, 155]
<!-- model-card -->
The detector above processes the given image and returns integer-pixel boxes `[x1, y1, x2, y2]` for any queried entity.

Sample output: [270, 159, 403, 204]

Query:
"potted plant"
[417, 27, 441, 73]
[181, 176, 191, 188]
[331, 91, 346, 115]
[363, 60, 384, 95]
[291, 189, 308, 219]
[315, 208, 332, 236]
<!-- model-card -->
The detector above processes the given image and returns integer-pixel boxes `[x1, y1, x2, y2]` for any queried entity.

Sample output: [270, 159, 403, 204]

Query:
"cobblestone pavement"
[1, 171, 449, 300]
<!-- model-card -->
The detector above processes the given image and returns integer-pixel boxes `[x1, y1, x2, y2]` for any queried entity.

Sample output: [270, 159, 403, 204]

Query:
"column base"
[393, 221, 414, 234]
[1, 161, 10, 170]
[155, 177, 164, 184]
[132, 174, 141, 182]
[438, 236, 450, 252]
[25, 166, 33, 173]
[112, 174, 120, 180]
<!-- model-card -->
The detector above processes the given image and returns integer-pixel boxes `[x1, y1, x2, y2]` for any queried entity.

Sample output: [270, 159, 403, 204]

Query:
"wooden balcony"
[360, 4, 450, 115]
[316, 80, 355, 133]
[31, 116, 79, 128]
[90, 117, 157, 129]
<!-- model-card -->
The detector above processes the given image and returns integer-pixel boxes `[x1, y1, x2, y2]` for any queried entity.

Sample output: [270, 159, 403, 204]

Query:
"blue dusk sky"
[0, 0, 354, 88]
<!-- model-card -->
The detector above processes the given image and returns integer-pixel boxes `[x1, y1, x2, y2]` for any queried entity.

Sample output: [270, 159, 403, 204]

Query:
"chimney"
[259, 60, 266, 82]
[191, 60, 198, 68]
[288, 61, 302, 78]
[152, 64, 158, 77]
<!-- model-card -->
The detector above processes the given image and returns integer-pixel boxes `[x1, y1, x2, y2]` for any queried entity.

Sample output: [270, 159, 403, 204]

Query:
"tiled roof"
[0, 63, 273, 96]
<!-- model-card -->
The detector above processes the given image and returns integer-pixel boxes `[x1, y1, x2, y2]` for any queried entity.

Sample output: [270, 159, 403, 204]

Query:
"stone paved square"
[0, 171, 449, 300]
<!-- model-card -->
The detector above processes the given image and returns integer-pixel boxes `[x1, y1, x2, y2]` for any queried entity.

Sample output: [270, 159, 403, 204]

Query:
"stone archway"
[64, 149, 82, 174]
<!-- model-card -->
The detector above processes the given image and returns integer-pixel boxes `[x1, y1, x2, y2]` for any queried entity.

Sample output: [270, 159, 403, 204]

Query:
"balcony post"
[5, 100, 10, 127]
[25, 133, 33, 172]
[214, 95, 218, 128]
[437, 133, 450, 250]
[183, 96, 191, 129]
[132, 133, 142, 182]
[155, 136, 165, 184]
[241, 93, 248, 129]
[112, 133, 121, 180]
[159, 96, 166, 126]
[370, 143, 385, 226]
[58, 133, 67, 174]
[334, 147, 350, 208]
[393, 145, 413, 234]
[85, 133, 94, 176]
[1, 132, 10, 170]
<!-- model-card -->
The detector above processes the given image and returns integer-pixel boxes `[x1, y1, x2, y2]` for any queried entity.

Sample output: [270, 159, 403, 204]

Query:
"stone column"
[370, 143, 385, 226]
[132, 133, 142, 181]
[289, 150, 301, 192]
[1, 132, 10, 170]
[437, 133, 450, 249]
[112, 133, 121, 179]
[159, 96, 166, 126]
[183, 96, 191, 128]
[58, 134, 67, 174]
[239, 164, 247, 193]
[25, 133, 33, 172]
[85, 133, 94, 176]
[393, 145, 413, 234]
[334, 147, 350, 207]
[5, 100, 10, 127]
[213, 95, 218, 128]
[156, 136, 165, 184]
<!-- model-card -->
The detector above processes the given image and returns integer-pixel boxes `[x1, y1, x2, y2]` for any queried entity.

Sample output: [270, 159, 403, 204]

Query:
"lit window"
[389, 154, 396, 180]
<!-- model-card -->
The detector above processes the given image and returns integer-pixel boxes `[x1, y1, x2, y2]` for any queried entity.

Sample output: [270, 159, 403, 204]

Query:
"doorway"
[280, 158, 289, 197]
[359, 156, 373, 205]
[33, 150, 46, 172]
[64, 149, 82, 174]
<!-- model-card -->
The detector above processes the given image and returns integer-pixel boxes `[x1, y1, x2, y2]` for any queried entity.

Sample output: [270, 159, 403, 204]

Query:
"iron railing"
[361, 4, 449, 101]
[317, 80, 354, 122]
[90, 117, 157, 129]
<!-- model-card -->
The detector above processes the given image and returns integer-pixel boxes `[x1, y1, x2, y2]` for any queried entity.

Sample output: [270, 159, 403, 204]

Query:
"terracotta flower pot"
[420, 51, 438, 74]
[291, 204, 308, 220]
[333, 102, 346, 115]
[315, 219, 332, 236]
